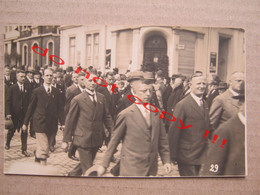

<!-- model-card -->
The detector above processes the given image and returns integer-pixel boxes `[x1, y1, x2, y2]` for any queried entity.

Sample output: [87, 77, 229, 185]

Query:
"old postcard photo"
[3, 25, 246, 177]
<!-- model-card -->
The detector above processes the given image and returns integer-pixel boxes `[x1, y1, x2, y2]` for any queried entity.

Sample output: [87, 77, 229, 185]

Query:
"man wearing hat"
[25, 67, 35, 97]
[33, 70, 43, 89]
[98, 71, 172, 176]
[116, 71, 160, 115]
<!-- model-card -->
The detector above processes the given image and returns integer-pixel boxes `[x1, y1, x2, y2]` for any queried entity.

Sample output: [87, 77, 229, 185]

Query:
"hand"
[6, 115, 12, 120]
[61, 142, 68, 153]
[164, 163, 172, 174]
[96, 165, 106, 176]
[22, 124, 27, 132]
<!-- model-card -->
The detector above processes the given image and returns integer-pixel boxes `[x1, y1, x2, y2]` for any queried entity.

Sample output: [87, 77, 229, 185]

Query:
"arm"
[23, 90, 38, 126]
[63, 98, 79, 143]
[57, 90, 65, 126]
[158, 119, 171, 164]
[209, 98, 223, 131]
[101, 113, 126, 168]
[103, 98, 114, 131]
[168, 102, 185, 162]
[5, 86, 12, 116]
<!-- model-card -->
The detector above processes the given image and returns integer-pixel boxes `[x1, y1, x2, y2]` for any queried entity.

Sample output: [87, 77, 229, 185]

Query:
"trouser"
[46, 128, 58, 147]
[178, 163, 201, 176]
[68, 147, 99, 176]
[68, 143, 77, 157]
[6, 128, 27, 151]
[35, 132, 49, 159]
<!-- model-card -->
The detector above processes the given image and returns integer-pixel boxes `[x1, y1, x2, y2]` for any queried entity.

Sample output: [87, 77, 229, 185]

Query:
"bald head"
[230, 72, 244, 93]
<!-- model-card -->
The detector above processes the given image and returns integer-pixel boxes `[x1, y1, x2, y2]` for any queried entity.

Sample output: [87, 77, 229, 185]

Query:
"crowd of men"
[4, 64, 245, 176]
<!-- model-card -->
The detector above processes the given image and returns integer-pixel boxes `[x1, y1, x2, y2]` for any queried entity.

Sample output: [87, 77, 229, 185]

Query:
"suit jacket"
[64, 84, 81, 115]
[54, 83, 66, 108]
[206, 89, 219, 109]
[166, 85, 184, 114]
[23, 86, 65, 134]
[24, 77, 35, 97]
[209, 89, 244, 131]
[5, 76, 14, 88]
[96, 85, 121, 121]
[6, 83, 30, 129]
[33, 79, 43, 89]
[63, 91, 114, 148]
[202, 114, 245, 176]
[162, 84, 172, 110]
[168, 94, 210, 165]
[102, 104, 171, 176]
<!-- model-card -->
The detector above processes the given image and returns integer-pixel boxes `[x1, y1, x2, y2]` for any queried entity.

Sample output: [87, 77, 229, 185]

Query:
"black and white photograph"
[3, 25, 246, 177]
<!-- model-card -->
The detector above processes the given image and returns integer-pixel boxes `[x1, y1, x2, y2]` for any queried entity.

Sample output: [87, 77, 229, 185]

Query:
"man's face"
[17, 72, 26, 84]
[4, 68, 10, 76]
[27, 72, 33, 79]
[43, 69, 53, 85]
[52, 73, 57, 85]
[173, 78, 183, 88]
[72, 73, 79, 84]
[106, 75, 115, 85]
[84, 74, 97, 91]
[132, 81, 153, 103]
[190, 76, 207, 97]
[230, 72, 244, 93]
[78, 76, 86, 89]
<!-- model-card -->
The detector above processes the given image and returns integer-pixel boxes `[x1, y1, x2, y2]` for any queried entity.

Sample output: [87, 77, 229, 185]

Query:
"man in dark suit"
[168, 75, 209, 176]
[33, 70, 43, 89]
[4, 66, 14, 87]
[165, 74, 184, 132]
[64, 72, 85, 161]
[25, 67, 35, 96]
[5, 70, 30, 156]
[23, 68, 65, 165]
[209, 71, 244, 132]
[62, 73, 114, 176]
[97, 72, 172, 176]
[202, 105, 245, 176]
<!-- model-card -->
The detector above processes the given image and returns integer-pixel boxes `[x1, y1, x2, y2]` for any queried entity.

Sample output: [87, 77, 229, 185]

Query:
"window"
[31, 42, 39, 67]
[85, 33, 99, 67]
[69, 37, 76, 67]
[23, 45, 28, 66]
[47, 41, 54, 66]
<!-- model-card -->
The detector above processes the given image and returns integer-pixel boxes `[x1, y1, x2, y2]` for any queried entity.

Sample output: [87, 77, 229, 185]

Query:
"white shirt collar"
[229, 88, 240, 96]
[43, 83, 52, 92]
[78, 86, 85, 93]
[74, 83, 78, 88]
[85, 88, 97, 101]
[190, 92, 203, 106]
[17, 82, 24, 88]
[136, 103, 150, 118]
[27, 76, 33, 83]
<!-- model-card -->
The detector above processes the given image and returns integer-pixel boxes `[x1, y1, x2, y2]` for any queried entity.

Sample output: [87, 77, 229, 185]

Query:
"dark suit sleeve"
[168, 102, 185, 161]
[209, 98, 223, 131]
[63, 98, 79, 142]
[5, 86, 13, 116]
[23, 90, 38, 126]
[158, 119, 171, 164]
[201, 127, 229, 175]
[102, 113, 126, 168]
[102, 97, 114, 131]
[57, 90, 65, 125]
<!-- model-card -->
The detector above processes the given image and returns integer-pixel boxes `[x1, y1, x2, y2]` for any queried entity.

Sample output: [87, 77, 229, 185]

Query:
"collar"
[27, 76, 33, 82]
[78, 86, 85, 93]
[74, 83, 78, 88]
[85, 88, 96, 96]
[43, 83, 52, 92]
[190, 92, 203, 106]
[17, 82, 24, 88]
[238, 112, 246, 125]
[52, 84, 57, 88]
[34, 78, 39, 83]
[229, 88, 240, 96]
[135, 103, 150, 117]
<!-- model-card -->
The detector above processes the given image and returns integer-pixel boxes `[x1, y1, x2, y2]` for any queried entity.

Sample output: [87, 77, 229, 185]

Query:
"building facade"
[62, 26, 245, 81]
[4, 26, 60, 70]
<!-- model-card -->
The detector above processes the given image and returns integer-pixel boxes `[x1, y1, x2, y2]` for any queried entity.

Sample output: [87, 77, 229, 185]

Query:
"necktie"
[199, 99, 204, 113]
[47, 87, 51, 96]
[87, 92, 96, 106]
[20, 85, 24, 92]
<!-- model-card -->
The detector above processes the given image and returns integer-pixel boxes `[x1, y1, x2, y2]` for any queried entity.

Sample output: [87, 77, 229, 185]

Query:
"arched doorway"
[142, 35, 168, 76]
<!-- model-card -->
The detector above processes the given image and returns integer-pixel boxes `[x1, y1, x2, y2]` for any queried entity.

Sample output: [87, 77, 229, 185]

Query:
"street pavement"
[4, 129, 180, 177]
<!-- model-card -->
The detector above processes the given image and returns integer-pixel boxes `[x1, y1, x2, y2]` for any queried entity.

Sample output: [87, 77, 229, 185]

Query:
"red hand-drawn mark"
[203, 130, 210, 139]
[211, 134, 218, 143]
[176, 119, 193, 129]
[220, 139, 227, 148]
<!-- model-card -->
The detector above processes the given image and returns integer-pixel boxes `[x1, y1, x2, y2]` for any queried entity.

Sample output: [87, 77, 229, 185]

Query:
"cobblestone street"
[4, 129, 179, 177]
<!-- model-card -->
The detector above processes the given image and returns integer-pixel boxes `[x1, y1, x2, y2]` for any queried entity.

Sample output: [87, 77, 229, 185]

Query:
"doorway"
[218, 36, 230, 81]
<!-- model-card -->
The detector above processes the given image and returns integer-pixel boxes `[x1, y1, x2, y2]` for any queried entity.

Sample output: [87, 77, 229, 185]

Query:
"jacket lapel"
[188, 95, 205, 118]
[130, 104, 148, 131]
[151, 111, 159, 144]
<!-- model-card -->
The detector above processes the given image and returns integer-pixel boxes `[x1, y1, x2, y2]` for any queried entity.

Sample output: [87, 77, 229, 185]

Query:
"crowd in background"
[4, 64, 245, 176]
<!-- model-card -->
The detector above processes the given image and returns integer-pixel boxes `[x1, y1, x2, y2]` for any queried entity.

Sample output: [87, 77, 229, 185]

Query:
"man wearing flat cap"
[97, 71, 172, 176]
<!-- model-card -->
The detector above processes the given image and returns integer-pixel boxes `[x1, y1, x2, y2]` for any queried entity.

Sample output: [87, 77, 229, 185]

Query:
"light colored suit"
[209, 89, 244, 131]
[102, 104, 170, 176]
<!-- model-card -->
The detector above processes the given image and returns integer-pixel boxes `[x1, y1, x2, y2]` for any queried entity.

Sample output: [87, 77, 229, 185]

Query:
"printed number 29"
[209, 164, 219, 172]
